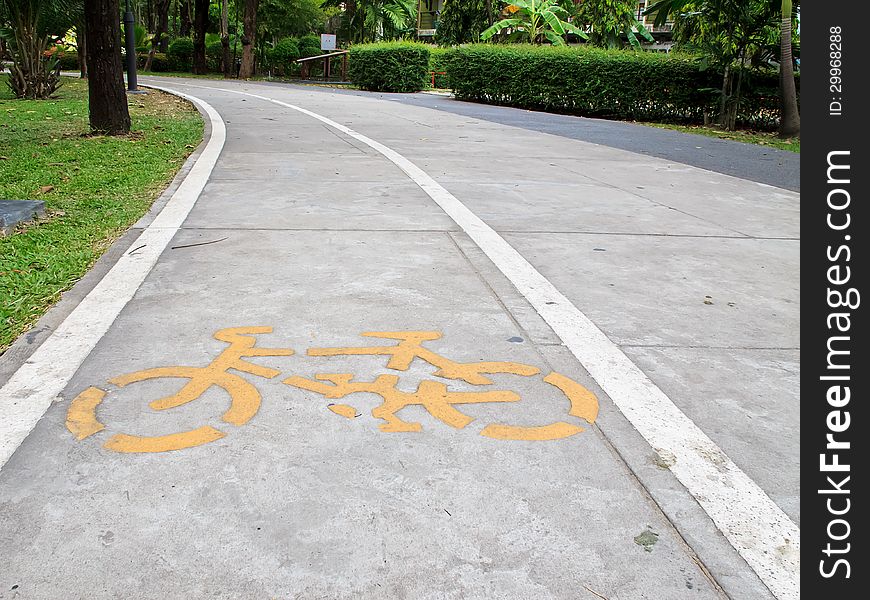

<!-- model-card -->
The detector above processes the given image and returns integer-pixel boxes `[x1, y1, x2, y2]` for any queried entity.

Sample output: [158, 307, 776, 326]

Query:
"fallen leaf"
[39, 185, 54, 194]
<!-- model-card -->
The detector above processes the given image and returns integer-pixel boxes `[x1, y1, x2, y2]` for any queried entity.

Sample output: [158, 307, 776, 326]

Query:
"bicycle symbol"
[66, 328, 599, 454]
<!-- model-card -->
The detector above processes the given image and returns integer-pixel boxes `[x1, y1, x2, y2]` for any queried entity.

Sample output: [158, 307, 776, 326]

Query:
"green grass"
[0, 76, 203, 352]
[639, 122, 800, 153]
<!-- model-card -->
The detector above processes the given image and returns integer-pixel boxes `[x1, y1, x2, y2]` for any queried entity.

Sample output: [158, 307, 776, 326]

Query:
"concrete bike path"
[0, 78, 798, 599]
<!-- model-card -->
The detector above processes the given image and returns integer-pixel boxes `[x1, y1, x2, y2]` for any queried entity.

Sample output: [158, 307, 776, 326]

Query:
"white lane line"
[173, 82, 799, 599]
[0, 87, 225, 469]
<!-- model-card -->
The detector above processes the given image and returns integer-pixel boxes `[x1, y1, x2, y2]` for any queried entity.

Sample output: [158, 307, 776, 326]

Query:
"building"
[417, 0, 445, 39]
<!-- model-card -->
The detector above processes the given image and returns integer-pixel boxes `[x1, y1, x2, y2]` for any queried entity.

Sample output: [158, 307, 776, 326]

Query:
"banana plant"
[481, 0, 588, 45]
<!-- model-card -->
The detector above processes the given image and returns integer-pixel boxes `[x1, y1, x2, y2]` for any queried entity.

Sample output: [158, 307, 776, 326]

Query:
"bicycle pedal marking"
[65, 327, 600, 454]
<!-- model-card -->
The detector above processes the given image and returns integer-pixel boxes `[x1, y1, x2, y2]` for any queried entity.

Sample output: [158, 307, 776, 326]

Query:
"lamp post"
[123, 0, 139, 92]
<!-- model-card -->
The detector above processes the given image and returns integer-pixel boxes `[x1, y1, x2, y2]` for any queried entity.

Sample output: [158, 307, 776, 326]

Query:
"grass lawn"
[0, 76, 203, 353]
[639, 122, 800, 153]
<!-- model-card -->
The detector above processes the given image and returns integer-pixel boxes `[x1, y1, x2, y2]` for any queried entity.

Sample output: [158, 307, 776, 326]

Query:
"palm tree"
[481, 0, 587, 45]
[778, 0, 799, 137]
[0, 0, 81, 99]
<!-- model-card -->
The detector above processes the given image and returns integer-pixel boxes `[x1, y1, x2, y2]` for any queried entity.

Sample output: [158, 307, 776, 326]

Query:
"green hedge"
[55, 51, 80, 71]
[167, 37, 194, 72]
[429, 46, 450, 89]
[349, 42, 430, 93]
[139, 52, 170, 72]
[444, 44, 797, 129]
[270, 38, 301, 75]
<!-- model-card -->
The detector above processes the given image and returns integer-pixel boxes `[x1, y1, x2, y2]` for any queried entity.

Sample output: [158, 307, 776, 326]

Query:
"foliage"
[645, 0, 780, 129]
[575, 0, 655, 49]
[0, 0, 81, 98]
[298, 33, 322, 57]
[481, 0, 587, 45]
[349, 41, 429, 92]
[140, 51, 170, 72]
[269, 36, 300, 73]
[325, 0, 417, 42]
[444, 44, 793, 128]
[429, 45, 450, 88]
[54, 48, 79, 70]
[167, 36, 195, 71]
[0, 76, 203, 351]
[206, 39, 224, 70]
[259, 0, 329, 39]
[435, 0, 495, 46]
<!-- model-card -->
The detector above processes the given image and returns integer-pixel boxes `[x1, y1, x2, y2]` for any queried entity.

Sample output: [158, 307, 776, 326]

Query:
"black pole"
[123, 0, 138, 91]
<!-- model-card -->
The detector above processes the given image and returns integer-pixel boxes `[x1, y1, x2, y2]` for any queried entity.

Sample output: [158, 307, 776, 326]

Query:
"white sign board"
[320, 34, 337, 51]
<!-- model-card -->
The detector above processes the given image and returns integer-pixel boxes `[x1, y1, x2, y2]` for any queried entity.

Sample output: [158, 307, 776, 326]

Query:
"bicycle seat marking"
[66, 328, 599, 454]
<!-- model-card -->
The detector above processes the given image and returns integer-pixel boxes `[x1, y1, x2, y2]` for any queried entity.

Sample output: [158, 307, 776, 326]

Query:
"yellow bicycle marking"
[66, 386, 107, 440]
[308, 331, 540, 385]
[104, 427, 226, 453]
[284, 373, 520, 432]
[66, 327, 293, 454]
[328, 404, 358, 419]
[66, 328, 601, 452]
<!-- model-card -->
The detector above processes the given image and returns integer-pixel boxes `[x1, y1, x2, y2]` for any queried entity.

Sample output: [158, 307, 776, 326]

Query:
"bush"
[167, 37, 194, 72]
[444, 44, 798, 129]
[55, 50, 80, 71]
[298, 35, 322, 59]
[349, 42, 431, 93]
[206, 41, 224, 72]
[139, 52, 170, 72]
[429, 46, 450, 89]
[270, 38, 301, 75]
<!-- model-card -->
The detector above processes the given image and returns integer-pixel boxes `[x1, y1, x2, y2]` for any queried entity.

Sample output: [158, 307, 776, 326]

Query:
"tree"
[324, 0, 416, 42]
[575, 0, 654, 49]
[647, 0, 778, 130]
[179, 0, 192, 36]
[192, 0, 209, 74]
[83, 0, 130, 134]
[239, 0, 258, 78]
[481, 0, 587, 45]
[435, 0, 495, 45]
[778, 0, 798, 137]
[143, 0, 170, 71]
[0, 0, 81, 99]
[220, 0, 230, 76]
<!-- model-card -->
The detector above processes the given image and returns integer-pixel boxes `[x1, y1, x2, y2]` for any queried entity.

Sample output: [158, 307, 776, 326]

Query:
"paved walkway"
[0, 79, 799, 599]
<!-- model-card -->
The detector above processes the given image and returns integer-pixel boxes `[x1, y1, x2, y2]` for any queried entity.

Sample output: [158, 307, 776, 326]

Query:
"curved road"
[0, 78, 799, 600]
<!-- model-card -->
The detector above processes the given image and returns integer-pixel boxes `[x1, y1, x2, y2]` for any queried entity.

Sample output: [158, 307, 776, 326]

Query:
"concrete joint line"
[184, 82, 799, 600]
[0, 86, 226, 470]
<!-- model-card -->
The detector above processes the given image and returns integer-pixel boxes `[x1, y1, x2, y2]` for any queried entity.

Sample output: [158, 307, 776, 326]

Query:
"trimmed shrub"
[167, 37, 194, 72]
[139, 52, 170, 72]
[445, 44, 718, 122]
[206, 41, 224, 72]
[349, 42, 430, 93]
[270, 37, 301, 75]
[55, 50, 80, 71]
[444, 44, 798, 129]
[429, 46, 450, 89]
[298, 35, 323, 59]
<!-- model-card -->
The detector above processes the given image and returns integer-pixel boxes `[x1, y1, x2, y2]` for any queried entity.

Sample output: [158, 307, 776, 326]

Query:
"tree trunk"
[239, 0, 259, 79]
[221, 0, 231, 77]
[192, 0, 209, 74]
[84, 0, 131, 135]
[180, 0, 193, 37]
[778, 0, 800, 138]
[158, 1, 171, 51]
[77, 22, 88, 78]
[144, 0, 171, 71]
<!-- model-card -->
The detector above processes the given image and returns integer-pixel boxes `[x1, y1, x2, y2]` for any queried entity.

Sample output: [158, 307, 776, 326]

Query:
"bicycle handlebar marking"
[66, 327, 600, 453]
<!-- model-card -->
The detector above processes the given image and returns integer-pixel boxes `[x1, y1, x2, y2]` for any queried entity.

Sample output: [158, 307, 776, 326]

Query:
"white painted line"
[176, 82, 799, 600]
[0, 87, 226, 469]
